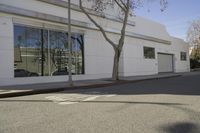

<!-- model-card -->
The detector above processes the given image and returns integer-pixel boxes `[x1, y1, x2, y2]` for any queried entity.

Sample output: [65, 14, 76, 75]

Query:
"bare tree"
[187, 19, 200, 46]
[79, 0, 168, 80]
[187, 18, 200, 60]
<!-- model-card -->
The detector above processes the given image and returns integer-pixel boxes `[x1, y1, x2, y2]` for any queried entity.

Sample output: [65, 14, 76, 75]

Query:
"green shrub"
[190, 58, 200, 69]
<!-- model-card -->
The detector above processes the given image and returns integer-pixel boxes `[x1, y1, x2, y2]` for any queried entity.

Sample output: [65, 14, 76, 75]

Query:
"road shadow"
[159, 122, 200, 133]
[59, 74, 200, 96]
[1, 74, 200, 97]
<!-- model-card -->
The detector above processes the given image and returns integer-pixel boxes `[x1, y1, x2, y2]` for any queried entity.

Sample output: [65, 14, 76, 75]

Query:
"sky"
[134, 0, 200, 40]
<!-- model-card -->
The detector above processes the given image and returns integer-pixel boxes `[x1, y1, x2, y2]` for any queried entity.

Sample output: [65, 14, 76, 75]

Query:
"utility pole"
[68, 0, 73, 86]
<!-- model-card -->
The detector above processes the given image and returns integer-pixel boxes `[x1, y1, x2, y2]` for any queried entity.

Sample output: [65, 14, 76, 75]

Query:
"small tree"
[187, 19, 200, 46]
[187, 18, 200, 61]
[79, 0, 168, 80]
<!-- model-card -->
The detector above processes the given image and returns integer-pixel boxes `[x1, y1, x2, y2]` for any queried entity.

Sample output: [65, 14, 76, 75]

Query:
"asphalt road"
[0, 73, 200, 133]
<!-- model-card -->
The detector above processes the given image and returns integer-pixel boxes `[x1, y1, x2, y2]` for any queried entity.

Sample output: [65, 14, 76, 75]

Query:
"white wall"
[0, 0, 171, 42]
[121, 36, 190, 76]
[0, 16, 14, 78]
[84, 29, 115, 77]
[172, 38, 190, 73]
[122, 37, 158, 76]
[131, 16, 172, 41]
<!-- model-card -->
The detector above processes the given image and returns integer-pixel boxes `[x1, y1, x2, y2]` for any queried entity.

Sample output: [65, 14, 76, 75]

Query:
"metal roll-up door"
[158, 53, 173, 73]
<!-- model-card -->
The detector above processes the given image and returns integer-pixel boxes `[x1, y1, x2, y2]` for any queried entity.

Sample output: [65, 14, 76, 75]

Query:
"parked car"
[52, 69, 69, 76]
[52, 69, 75, 76]
[14, 69, 39, 77]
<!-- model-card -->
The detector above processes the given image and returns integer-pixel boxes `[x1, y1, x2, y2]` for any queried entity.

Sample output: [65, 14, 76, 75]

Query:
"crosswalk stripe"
[45, 91, 116, 105]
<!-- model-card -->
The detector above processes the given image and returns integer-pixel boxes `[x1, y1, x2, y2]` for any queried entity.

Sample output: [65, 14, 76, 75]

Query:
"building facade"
[0, 0, 190, 86]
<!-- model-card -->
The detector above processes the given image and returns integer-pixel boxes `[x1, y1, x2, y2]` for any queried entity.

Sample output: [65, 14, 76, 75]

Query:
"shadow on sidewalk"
[58, 74, 200, 96]
[1, 74, 200, 99]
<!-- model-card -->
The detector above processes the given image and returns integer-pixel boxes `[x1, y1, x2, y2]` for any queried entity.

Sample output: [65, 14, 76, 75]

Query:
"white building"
[0, 0, 190, 86]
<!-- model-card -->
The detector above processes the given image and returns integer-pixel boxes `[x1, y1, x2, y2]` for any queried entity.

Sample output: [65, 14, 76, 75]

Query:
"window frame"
[14, 24, 85, 77]
[143, 46, 155, 59]
[180, 51, 187, 61]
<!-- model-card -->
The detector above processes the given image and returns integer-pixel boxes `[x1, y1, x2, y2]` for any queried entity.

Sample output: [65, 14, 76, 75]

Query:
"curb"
[0, 74, 181, 99]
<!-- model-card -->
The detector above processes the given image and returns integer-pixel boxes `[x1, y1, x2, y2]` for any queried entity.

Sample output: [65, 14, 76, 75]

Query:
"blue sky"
[134, 0, 200, 40]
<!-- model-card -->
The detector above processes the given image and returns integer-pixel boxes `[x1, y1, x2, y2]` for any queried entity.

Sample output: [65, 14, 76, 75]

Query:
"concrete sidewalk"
[0, 73, 181, 98]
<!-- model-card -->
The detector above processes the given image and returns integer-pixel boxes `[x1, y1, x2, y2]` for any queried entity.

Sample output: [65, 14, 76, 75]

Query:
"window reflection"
[50, 31, 69, 76]
[14, 25, 84, 77]
[14, 26, 48, 77]
[71, 33, 84, 74]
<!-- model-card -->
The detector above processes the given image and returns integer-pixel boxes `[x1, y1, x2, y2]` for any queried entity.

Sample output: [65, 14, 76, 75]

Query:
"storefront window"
[49, 31, 69, 76]
[14, 25, 84, 77]
[71, 33, 84, 74]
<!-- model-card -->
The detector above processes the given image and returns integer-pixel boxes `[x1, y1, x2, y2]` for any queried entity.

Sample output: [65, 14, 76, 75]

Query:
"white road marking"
[46, 96, 65, 102]
[58, 102, 79, 105]
[45, 91, 116, 105]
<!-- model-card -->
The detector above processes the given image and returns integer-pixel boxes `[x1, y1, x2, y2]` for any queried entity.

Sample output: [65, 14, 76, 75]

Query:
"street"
[0, 73, 200, 133]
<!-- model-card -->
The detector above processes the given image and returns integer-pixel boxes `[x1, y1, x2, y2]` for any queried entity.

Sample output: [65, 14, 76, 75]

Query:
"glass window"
[14, 25, 48, 77]
[180, 52, 187, 61]
[71, 33, 84, 74]
[143, 46, 155, 59]
[14, 25, 84, 77]
[50, 31, 69, 76]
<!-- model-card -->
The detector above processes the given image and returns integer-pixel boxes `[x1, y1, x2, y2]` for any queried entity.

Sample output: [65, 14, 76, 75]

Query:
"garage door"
[158, 53, 173, 73]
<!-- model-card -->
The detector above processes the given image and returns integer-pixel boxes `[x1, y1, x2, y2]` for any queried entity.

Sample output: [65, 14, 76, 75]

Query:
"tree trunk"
[112, 49, 120, 80]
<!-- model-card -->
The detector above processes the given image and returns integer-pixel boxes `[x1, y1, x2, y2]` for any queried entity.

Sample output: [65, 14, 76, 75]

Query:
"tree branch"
[113, 0, 126, 11]
[118, 0, 130, 51]
[119, 0, 128, 9]
[79, 0, 117, 50]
